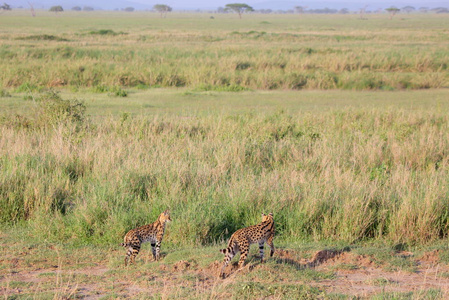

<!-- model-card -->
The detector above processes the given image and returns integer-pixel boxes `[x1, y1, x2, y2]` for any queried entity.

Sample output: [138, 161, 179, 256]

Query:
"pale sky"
[130, 0, 448, 9]
[10, 0, 448, 10]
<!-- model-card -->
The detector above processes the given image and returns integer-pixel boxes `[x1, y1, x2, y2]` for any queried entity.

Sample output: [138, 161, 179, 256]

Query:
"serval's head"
[261, 213, 274, 223]
[159, 210, 172, 224]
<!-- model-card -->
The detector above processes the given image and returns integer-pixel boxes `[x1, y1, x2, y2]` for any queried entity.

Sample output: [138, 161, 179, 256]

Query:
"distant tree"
[72, 6, 81, 11]
[217, 7, 226, 13]
[418, 7, 428, 13]
[402, 6, 415, 14]
[0, 3, 11, 10]
[124, 7, 134, 12]
[225, 3, 253, 19]
[339, 8, 349, 14]
[385, 7, 400, 19]
[49, 5, 63, 12]
[83, 6, 94, 11]
[153, 4, 172, 17]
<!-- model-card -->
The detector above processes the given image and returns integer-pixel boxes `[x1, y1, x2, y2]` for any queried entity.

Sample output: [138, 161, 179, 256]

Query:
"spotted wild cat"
[219, 213, 275, 277]
[121, 210, 171, 266]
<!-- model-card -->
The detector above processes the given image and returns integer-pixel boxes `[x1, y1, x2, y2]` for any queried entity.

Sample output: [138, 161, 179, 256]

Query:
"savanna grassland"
[1, 10, 449, 299]
[1, 11, 448, 91]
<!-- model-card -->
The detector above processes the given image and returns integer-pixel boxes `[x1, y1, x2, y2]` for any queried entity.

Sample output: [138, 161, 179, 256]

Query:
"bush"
[49, 6, 63, 12]
[108, 86, 128, 97]
[88, 29, 126, 36]
[36, 91, 86, 127]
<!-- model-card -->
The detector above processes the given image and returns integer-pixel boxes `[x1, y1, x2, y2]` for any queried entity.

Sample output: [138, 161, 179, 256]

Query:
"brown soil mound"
[208, 260, 241, 278]
[316, 251, 375, 269]
[310, 249, 342, 265]
[172, 260, 191, 271]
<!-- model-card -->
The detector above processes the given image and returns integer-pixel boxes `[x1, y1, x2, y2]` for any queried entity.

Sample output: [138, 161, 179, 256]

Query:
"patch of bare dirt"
[207, 260, 241, 279]
[2, 247, 449, 298]
[310, 249, 342, 266]
[316, 265, 449, 297]
[172, 260, 191, 272]
[317, 251, 376, 269]
[73, 265, 109, 276]
[314, 250, 449, 297]
[207, 260, 223, 278]
[264, 248, 449, 297]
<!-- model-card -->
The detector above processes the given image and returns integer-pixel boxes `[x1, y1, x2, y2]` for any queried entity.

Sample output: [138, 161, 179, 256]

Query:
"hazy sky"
[11, 0, 448, 10]
[130, 0, 448, 9]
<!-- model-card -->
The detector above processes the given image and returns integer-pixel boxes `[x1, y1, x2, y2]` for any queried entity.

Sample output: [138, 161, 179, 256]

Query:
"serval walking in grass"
[121, 210, 171, 266]
[219, 213, 275, 278]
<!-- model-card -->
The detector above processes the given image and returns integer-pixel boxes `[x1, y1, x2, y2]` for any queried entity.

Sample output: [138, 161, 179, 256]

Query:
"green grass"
[3, 88, 449, 117]
[1, 88, 449, 247]
[1, 11, 449, 298]
[0, 12, 448, 90]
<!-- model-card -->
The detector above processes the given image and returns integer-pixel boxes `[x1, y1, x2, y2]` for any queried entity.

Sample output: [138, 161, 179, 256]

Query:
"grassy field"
[2, 88, 449, 298]
[2, 88, 449, 245]
[1, 11, 449, 298]
[1, 11, 448, 91]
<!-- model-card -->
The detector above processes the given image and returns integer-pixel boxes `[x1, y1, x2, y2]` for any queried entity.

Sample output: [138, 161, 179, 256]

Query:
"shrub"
[16, 35, 69, 42]
[88, 29, 126, 36]
[108, 86, 128, 97]
[49, 6, 63, 12]
[36, 91, 86, 127]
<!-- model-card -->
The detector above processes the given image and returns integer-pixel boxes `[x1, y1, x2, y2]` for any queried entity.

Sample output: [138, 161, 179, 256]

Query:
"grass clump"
[35, 91, 87, 127]
[88, 29, 127, 36]
[16, 34, 69, 42]
[91, 85, 128, 97]
[0, 90, 86, 131]
[192, 84, 249, 92]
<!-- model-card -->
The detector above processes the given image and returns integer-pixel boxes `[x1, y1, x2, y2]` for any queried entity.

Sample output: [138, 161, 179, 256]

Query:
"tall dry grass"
[1, 96, 448, 246]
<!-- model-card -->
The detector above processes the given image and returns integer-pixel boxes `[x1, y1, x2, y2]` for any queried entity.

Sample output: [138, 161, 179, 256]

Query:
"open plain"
[1, 10, 449, 299]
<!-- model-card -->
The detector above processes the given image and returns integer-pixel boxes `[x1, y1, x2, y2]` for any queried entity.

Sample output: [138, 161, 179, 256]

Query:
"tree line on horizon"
[1, 2, 449, 16]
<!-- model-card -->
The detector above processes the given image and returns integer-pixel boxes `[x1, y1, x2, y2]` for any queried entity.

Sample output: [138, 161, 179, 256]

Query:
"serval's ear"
[164, 210, 170, 215]
[261, 213, 266, 217]
[269, 213, 273, 216]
